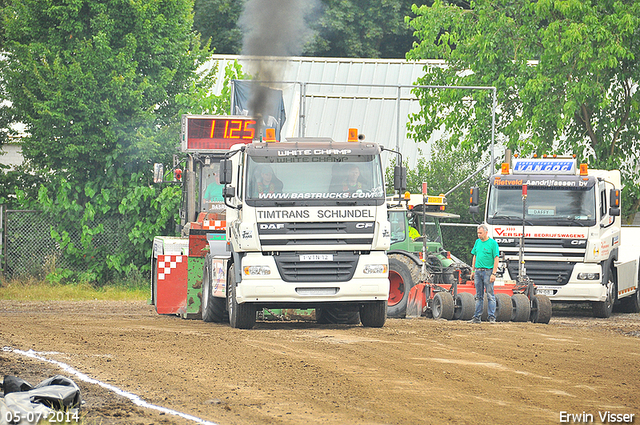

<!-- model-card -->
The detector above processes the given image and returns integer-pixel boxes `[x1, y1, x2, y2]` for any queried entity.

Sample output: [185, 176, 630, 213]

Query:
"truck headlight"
[363, 264, 388, 274]
[243, 266, 271, 276]
[577, 272, 600, 280]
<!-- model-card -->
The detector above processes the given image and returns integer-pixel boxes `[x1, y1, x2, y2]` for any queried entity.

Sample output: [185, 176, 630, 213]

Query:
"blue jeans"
[474, 269, 496, 320]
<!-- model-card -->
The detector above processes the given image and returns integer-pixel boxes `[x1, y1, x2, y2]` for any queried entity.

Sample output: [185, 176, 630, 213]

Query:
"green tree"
[305, 0, 436, 58]
[406, 0, 640, 221]
[1, 0, 211, 281]
[193, 0, 244, 54]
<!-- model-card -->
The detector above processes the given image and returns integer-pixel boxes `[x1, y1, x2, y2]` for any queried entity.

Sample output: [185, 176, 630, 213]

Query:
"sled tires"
[494, 293, 512, 322]
[530, 294, 552, 324]
[432, 292, 454, 320]
[511, 294, 531, 322]
[453, 292, 475, 321]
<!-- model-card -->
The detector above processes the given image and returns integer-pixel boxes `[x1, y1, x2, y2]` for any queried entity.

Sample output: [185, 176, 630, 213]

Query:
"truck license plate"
[536, 288, 554, 296]
[300, 254, 333, 262]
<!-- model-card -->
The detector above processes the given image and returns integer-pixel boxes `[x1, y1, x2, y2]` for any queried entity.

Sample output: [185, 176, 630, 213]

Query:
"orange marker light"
[579, 163, 588, 176]
[501, 163, 510, 174]
[348, 128, 358, 142]
[264, 128, 276, 142]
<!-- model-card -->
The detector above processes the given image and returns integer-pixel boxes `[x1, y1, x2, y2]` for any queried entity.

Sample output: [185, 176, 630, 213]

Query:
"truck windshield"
[245, 154, 385, 205]
[486, 185, 596, 227]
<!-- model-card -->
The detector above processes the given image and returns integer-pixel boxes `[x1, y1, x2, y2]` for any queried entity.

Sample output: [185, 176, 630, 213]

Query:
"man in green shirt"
[469, 224, 500, 323]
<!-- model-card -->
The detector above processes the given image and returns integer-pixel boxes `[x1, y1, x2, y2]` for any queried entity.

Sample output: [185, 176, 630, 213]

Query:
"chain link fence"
[1, 206, 479, 280]
[1, 208, 129, 279]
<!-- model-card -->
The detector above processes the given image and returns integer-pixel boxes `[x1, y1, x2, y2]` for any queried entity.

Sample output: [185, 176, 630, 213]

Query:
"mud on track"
[1, 300, 639, 425]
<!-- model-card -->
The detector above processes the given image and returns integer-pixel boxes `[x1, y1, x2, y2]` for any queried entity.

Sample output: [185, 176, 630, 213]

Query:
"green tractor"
[387, 193, 467, 318]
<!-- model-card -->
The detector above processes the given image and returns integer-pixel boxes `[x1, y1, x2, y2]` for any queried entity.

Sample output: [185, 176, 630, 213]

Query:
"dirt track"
[1, 300, 639, 425]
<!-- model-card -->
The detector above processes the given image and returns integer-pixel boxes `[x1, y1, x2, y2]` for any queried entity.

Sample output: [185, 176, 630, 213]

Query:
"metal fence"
[1, 207, 128, 279]
[1, 206, 479, 280]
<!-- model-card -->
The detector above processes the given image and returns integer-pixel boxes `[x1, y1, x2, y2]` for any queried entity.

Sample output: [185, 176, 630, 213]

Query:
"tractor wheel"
[202, 257, 228, 323]
[360, 301, 387, 327]
[432, 292, 454, 320]
[387, 257, 416, 318]
[453, 292, 475, 321]
[593, 268, 616, 318]
[494, 293, 512, 322]
[316, 306, 361, 325]
[227, 264, 256, 329]
[530, 294, 552, 324]
[511, 294, 530, 322]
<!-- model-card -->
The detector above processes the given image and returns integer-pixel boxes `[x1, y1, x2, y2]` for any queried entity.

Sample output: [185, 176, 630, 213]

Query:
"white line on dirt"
[4, 347, 219, 425]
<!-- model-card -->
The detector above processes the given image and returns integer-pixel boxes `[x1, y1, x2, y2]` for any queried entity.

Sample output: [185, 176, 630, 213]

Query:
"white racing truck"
[473, 155, 640, 317]
[200, 129, 401, 328]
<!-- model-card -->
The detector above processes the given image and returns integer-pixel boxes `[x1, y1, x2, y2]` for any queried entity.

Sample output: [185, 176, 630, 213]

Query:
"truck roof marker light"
[542, 154, 548, 158]
[553, 154, 557, 158]
[572, 154, 577, 158]
[403, 191, 411, 200]
[533, 153, 538, 158]
[579, 163, 588, 176]
[513, 153, 519, 158]
[501, 163, 509, 174]
[264, 128, 277, 142]
[348, 128, 358, 142]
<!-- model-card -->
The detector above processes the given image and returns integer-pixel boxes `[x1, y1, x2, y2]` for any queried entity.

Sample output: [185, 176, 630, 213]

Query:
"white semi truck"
[474, 155, 640, 318]
[199, 127, 401, 329]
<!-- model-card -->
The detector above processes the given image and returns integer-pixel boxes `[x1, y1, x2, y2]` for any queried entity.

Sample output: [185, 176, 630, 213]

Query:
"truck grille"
[274, 252, 358, 283]
[258, 221, 375, 248]
[506, 261, 575, 286]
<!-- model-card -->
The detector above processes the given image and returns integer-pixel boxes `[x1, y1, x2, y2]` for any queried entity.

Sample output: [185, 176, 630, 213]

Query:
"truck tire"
[227, 264, 256, 329]
[315, 307, 361, 325]
[592, 268, 616, 318]
[529, 294, 552, 324]
[432, 292, 454, 320]
[387, 256, 417, 318]
[453, 292, 474, 320]
[619, 288, 640, 313]
[202, 258, 228, 323]
[494, 293, 512, 322]
[511, 294, 530, 322]
[359, 301, 387, 327]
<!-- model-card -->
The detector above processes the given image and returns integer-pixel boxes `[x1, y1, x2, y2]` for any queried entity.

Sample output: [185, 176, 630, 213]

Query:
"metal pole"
[396, 86, 401, 152]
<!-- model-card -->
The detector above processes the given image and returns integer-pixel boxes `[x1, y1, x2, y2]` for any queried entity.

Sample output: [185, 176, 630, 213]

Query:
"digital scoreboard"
[181, 115, 257, 152]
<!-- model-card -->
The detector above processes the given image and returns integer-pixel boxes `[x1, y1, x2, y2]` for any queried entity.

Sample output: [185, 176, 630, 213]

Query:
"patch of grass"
[0, 276, 148, 301]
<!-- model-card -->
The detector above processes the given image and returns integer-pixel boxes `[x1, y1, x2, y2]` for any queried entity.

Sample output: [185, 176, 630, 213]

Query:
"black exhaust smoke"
[238, 0, 315, 135]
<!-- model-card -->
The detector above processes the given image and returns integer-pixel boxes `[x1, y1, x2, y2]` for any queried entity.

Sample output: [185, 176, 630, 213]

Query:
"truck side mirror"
[219, 159, 232, 184]
[609, 188, 620, 216]
[222, 186, 235, 199]
[393, 165, 406, 192]
[469, 186, 480, 214]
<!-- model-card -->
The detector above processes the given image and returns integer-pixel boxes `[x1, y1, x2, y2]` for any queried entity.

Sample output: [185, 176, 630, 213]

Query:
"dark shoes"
[469, 317, 481, 324]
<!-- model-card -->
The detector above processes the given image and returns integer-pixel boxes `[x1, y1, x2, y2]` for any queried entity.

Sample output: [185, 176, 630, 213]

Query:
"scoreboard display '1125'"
[181, 115, 257, 152]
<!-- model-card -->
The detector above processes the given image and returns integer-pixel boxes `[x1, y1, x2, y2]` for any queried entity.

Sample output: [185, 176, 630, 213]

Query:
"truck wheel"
[494, 293, 512, 322]
[592, 270, 616, 318]
[511, 294, 530, 322]
[453, 292, 474, 320]
[315, 307, 360, 324]
[359, 301, 387, 327]
[227, 264, 256, 329]
[202, 258, 228, 323]
[387, 257, 415, 318]
[432, 292, 454, 320]
[619, 287, 640, 313]
[530, 294, 552, 324]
